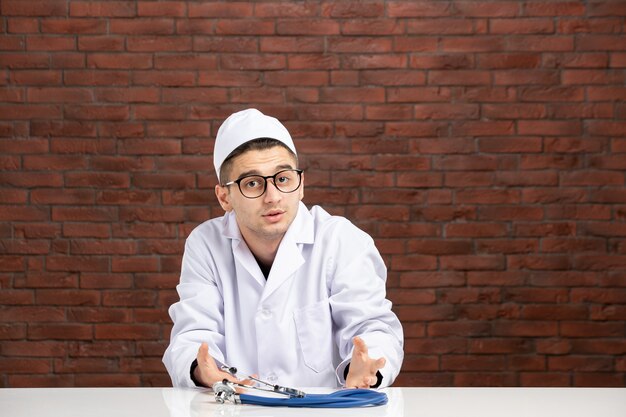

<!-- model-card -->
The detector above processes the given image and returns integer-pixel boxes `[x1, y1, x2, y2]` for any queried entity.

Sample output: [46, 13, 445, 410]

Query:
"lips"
[263, 209, 284, 217]
[262, 209, 285, 223]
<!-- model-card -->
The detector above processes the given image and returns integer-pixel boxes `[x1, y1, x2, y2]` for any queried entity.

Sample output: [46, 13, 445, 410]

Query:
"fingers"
[196, 342, 236, 387]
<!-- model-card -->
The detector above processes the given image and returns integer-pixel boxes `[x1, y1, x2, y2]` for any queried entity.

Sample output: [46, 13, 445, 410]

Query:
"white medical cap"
[213, 108, 297, 182]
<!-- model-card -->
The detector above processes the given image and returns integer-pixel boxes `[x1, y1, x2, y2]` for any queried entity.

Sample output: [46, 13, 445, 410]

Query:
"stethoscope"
[212, 364, 388, 408]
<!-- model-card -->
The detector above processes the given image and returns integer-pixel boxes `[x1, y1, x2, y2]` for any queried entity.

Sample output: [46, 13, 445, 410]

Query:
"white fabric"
[213, 108, 296, 183]
[163, 202, 404, 388]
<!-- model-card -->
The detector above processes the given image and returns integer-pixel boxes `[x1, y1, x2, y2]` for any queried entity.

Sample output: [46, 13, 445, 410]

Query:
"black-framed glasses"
[224, 169, 303, 199]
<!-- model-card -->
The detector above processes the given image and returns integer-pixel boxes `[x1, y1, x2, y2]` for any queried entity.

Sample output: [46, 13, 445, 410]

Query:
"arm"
[328, 223, 404, 388]
[162, 230, 228, 387]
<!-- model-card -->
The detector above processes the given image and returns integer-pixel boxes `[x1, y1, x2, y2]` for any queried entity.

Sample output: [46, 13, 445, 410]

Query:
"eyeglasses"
[224, 169, 303, 199]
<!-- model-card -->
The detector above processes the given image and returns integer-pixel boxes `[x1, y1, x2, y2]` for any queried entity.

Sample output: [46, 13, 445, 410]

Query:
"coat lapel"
[222, 211, 266, 289]
[261, 202, 314, 301]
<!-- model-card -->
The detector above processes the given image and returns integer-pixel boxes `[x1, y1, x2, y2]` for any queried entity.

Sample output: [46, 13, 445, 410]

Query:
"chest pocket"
[293, 299, 332, 373]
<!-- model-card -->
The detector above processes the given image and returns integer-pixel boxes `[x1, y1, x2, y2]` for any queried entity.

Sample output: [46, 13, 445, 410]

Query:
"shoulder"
[185, 215, 228, 247]
[308, 205, 374, 248]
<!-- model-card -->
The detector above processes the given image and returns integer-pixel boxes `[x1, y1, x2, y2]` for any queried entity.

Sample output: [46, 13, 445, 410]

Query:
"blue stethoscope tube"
[239, 388, 388, 408]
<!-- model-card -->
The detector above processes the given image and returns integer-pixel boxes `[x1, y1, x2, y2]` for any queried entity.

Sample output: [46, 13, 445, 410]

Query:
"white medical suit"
[163, 202, 404, 388]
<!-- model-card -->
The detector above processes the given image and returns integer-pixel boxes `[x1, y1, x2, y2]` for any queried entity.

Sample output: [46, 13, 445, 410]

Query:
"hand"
[345, 336, 386, 388]
[194, 342, 253, 389]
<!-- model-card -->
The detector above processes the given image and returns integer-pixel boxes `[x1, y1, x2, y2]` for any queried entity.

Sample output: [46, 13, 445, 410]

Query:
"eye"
[276, 175, 290, 184]
[241, 177, 262, 189]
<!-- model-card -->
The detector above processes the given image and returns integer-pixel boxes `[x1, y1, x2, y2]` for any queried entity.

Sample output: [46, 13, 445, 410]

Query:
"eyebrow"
[236, 164, 295, 179]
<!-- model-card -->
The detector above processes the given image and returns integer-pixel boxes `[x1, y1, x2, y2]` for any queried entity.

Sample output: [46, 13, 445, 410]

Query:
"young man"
[163, 109, 404, 389]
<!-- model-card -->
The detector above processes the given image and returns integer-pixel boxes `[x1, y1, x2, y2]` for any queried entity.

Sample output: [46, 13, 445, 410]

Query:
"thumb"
[198, 342, 209, 363]
[374, 356, 386, 371]
[353, 336, 368, 355]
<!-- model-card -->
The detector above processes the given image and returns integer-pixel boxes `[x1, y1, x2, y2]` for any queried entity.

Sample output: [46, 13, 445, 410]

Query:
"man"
[163, 108, 403, 389]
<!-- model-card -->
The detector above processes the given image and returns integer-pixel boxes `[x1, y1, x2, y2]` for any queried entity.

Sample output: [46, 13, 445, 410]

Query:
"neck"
[241, 233, 281, 268]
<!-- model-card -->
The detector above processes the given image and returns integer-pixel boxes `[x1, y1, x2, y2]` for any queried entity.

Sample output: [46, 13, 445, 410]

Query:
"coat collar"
[221, 201, 313, 245]
[220, 202, 314, 299]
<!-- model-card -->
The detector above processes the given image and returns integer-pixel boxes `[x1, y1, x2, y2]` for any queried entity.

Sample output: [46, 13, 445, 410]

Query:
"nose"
[263, 179, 282, 203]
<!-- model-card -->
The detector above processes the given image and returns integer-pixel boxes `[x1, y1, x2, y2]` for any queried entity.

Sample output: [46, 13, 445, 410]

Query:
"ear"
[215, 184, 232, 212]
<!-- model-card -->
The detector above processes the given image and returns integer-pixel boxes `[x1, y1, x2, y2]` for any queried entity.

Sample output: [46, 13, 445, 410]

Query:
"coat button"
[267, 373, 277, 383]
[260, 309, 272, 319]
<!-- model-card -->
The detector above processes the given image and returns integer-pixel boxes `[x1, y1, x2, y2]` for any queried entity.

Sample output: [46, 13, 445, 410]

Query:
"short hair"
[219, 138, 298, 185]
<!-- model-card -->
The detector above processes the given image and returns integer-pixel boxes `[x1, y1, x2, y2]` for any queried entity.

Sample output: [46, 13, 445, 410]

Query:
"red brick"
[220, 54, 286, 70]
[495, 70, 560, 85]
[188, 2, 252, 17]
[388, 2, 454, 17]
[6, 17, 39, 34]
[328, 37, 392, 53]
[574, 373, 625, 387]
[138, 1, 186, 17]
[30, 189, 94, 205]
[27, 87, 92, 103]
[432, 70, 492, 86]
[70, 2, 135, 17]
[259, 37, 321, 54]
[0, 53, 49, 69]
[95, 324, 159, 340]
[172, 20, 213, 35]
[64, 70, 130, 86]
[133, 72, 195, 88]
[2, 0, 67, 16]
[109, 18, 174, 35]
[393, 36, 439, 52]
[525, 2, 585, 16]
[0, 104, 62, 120]
[127, 36, 191, 52]
[440, 255, 505, 271]
[578, 35, 626, 51]
[87, 53, 153, 70]
[411, 55, 473, 70]
[451, 121, 515, 136]
[276, 19, 340, 35]
[0, 188, 27, 203]
[26, 35, 75, 51]
[441, 37, 505, 52]
[65, 104, 130, 121]
[490, 18, 554, 34]
[42, 19, 107, 34]
[51, 52, 85, 69]
[564, 69, 626, 85]
[477, 53, 540, 69]
[216, 19, 275, 35]
[0, 172, 63, 187]
[11, 70, 62, 85]
[384, 122, 445, 138]
[405, 18, 472, 35]
[29, 324, 94, 340]
[342, 19, 404, 35]
[479, 136, 543, 153]
[77, 36, 122, 52]
[75, 374, 140, 387]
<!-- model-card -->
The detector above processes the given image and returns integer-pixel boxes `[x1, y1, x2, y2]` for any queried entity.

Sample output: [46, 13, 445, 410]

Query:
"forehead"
[230, 146, 297, 177]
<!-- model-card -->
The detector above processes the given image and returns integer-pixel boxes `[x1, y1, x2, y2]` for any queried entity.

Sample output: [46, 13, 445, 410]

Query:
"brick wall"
[1, 0, 625, 387]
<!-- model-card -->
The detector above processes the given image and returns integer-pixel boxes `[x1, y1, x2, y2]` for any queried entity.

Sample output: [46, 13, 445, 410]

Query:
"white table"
[1, 387, 625, 417]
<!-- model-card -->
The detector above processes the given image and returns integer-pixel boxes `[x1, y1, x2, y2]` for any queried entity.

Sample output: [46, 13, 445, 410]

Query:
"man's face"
[215, 146, 304, 246]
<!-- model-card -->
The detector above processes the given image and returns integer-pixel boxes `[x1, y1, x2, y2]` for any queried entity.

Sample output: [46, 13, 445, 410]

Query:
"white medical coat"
[163, 202, 404, 388]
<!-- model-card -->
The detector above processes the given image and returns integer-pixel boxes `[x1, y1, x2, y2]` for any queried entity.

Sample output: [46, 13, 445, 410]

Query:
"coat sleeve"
[162, 229, 227, 387]
[327, 220, 404, 388]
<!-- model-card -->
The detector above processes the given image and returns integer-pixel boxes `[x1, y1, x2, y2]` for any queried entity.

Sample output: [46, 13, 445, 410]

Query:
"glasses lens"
[273, 170, 301, 193]
[239, 176, 265, 198]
